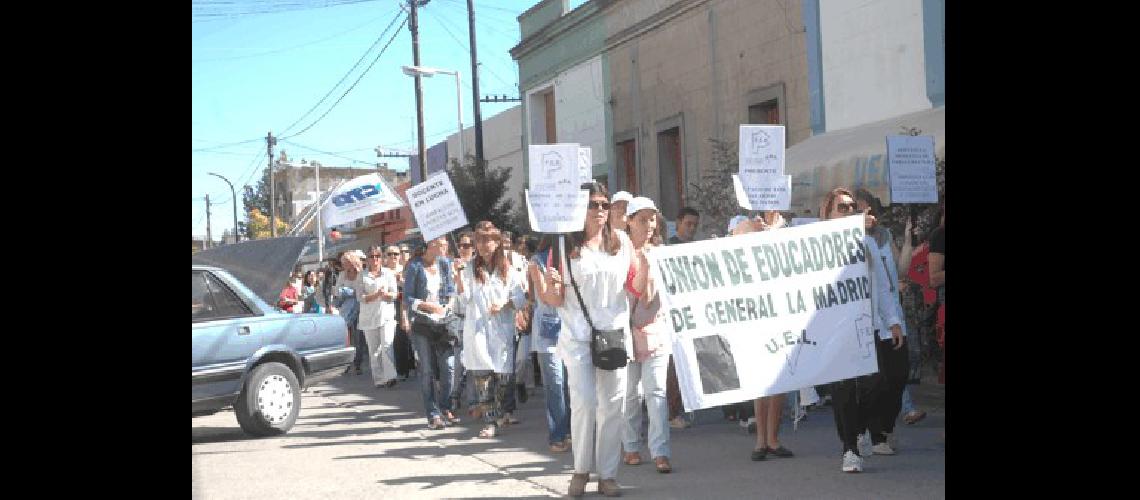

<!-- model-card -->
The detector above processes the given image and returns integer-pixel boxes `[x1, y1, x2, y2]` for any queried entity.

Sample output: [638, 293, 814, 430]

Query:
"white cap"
[727, 215, 749, 234]
[611, 191, 634, 204]
[625, 196, 658, 216]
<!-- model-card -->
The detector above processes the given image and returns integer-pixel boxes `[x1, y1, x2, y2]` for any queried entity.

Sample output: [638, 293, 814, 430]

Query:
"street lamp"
[208, 172, 239, 243]
[402, 65, 465, 165]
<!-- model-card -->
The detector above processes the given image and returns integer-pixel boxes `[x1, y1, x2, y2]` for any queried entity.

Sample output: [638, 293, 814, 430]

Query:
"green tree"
[446, 156, 517, 235]
[686, 138, 743, 238]
[241, 151, 289, 239]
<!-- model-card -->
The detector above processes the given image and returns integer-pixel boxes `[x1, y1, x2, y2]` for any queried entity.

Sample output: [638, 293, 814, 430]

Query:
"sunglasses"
[386, 252, 400, 256]
[459, 243, 474, 249]
[836, 202, 858, 213]
[588, 201, 612, 210]
[369, 254, 384, 258]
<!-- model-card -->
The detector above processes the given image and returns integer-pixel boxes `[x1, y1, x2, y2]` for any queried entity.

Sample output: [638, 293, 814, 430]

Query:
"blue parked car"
[193, 237, 353, 436]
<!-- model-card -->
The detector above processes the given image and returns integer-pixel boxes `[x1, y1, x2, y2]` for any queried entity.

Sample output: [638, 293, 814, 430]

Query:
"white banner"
[322, 173, 406, 228]
[529, 144, 581, 191]
[647, 215, 880, 411]
[886, 135, 939, 204]
[526, 189, 589, 233]
[405, 171, 469, 243]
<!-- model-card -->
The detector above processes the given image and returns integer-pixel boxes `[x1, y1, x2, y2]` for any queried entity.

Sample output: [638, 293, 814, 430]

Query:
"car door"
[192, 270, 267, 404]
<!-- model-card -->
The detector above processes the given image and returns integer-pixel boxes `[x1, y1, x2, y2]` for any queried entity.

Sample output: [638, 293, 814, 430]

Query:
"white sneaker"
[842, 451, 863, 473]
[857, 432, 872, 455]
[872, 442, 896, 455]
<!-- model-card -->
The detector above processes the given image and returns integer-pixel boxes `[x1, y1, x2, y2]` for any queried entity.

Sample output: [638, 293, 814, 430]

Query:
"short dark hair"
[678, 207, 700, 220]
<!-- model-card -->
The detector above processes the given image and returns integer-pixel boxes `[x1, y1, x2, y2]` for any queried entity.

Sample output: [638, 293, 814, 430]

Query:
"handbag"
[566, 257, 628, 371]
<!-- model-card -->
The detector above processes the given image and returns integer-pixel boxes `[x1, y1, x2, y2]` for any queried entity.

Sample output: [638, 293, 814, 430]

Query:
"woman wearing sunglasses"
[359, 245, 401, 389]
[536, 182, 634, 498]
[819, 187, 904, 474]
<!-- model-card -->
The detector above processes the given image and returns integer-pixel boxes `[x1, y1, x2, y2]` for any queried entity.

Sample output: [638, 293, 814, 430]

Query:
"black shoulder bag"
[566, 258, 628, 370]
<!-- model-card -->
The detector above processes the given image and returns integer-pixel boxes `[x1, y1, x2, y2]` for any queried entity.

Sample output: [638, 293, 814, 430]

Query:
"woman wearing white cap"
[620, 196, 674, 474]
[609, 191, 634, 232]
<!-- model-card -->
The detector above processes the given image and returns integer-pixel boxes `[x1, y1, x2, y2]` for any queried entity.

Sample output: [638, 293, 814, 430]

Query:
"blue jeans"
[900, 386, 916, 415]
[410, 332, 455, 423]
[537, 352, 571, 445]
[622, 353, 671, 458]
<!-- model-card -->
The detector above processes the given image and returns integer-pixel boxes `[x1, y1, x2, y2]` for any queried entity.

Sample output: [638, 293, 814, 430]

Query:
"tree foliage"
[446, 156, 518, 235]
[686, 138, 743, 238]
[246, 208, 289, 240]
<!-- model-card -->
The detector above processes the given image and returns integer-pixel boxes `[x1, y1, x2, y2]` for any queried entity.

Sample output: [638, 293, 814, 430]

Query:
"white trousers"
[622, 353, 670, 459]
[566, 361, 627, 479]
[364, 321, 397, 386]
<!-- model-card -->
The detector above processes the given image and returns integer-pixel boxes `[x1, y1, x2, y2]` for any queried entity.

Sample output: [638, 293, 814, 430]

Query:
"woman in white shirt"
[456, 222, 526, 438]
[358, 246, 400, 388]
[537, 182, 633, 498]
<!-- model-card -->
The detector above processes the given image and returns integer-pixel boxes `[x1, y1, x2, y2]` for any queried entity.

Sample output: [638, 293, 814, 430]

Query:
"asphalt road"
[193, 368, 945, 499]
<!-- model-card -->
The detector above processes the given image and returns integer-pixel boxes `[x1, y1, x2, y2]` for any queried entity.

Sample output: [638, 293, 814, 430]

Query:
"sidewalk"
[307, 368, 945, 498]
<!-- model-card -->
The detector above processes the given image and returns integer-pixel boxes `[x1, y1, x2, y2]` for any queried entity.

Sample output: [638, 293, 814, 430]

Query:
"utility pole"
[466, 0, 485, 173]
[410, 0, 429, 184]
[314, 160, 323, 263]
[267, 131, 278, 237]
[205, 194, 213, 249]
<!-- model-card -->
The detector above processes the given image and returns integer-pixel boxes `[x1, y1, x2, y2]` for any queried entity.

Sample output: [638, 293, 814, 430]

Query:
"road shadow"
[192, 426, 257, 444]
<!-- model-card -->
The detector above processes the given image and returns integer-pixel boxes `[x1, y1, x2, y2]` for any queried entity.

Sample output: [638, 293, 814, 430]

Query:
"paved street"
[193, 369, 945, 499]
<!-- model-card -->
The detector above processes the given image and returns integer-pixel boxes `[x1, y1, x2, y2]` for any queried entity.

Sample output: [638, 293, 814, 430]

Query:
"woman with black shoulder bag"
[537, 182, 634, 498]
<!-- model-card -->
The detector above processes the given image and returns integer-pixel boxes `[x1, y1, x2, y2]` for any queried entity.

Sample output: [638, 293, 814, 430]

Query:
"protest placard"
[526, 189, 590, 233]
[886, 135, 939, 204]
[739, 125, 785, 177]
[529, 144, 582, 192]
[405, 171, 469, 242]
[322, 173, 406, 228]
[733, 174, 792, 211]
[578, 146, 592, 184]
[646, 215, 882, 411]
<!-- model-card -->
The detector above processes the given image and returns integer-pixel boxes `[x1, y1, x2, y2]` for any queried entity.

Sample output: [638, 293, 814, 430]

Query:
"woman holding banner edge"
[537, 181, 634, 498]
[820, 187, 905, 473]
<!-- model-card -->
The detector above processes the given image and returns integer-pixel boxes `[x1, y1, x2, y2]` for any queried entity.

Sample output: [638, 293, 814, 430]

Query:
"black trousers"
[830, 374, 879, 455]
[871, 337, 910, 439]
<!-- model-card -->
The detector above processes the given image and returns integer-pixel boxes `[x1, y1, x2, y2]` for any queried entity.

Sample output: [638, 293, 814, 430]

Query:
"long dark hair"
[567, 181, 622, 258]
[536, 234, 563, 268]
[472, 221, 509, 284]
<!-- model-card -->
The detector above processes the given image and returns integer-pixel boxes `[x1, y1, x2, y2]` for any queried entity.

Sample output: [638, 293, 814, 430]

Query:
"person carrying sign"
[724, 212, 798, 462]
[819, 188, 905, 473]
[536, 182, 634, 498]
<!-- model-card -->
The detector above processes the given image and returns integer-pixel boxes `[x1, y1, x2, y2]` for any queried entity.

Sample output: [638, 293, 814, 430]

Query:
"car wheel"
[235, 362, 301, 436]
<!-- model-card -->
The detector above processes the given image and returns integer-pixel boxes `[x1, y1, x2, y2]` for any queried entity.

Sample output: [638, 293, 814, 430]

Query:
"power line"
[279, 139, 376, 165]
[193, 137, 264, 153]
[279, 10, 406, 136]
[192, 10, 396, 63]
[425, 7, 514, 90]
[281, 13, 409, 140]
[192, 0, 382, 23]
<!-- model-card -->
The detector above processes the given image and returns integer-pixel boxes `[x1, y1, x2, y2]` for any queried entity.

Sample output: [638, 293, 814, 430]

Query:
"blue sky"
[192, 0, 585, 239]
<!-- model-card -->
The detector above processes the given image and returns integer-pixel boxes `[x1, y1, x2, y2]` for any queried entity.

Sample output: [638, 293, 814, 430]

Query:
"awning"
[787, 106, 944, 214]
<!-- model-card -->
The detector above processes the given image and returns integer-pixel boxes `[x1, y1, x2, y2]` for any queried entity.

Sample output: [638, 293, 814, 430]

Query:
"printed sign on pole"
[526, 189, 590, 233]
[322, 173, 406, 229]
[529, 144, 582, 191]
[733, 174, 791, 211]
[405, 171, 469, 243]
[647, 215, 882, 411]
[886, 135, 939, 204]
[578, 146, 592, 184]
[739, 125, 785, 177]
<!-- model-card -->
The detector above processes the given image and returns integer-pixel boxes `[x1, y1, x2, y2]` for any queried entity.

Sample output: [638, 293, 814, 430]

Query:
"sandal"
[623, 452, 642, 465]
[904, 410, 927, 425]
[654, 456, 672, 473]
[550, 441, 570, 453]
[444, 411, 461, 424]
[478, 424, 498, 438]
[428, 417, 446, 430]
